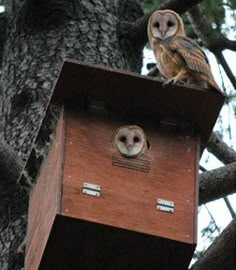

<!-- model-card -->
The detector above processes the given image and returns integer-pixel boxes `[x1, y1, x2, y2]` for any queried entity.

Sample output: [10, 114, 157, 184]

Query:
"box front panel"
[62, 110, 197, 244]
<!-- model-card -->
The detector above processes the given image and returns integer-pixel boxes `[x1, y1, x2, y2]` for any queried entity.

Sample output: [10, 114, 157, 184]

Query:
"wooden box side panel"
[62, 111, 198, 244]
[25, 111, 64, 270]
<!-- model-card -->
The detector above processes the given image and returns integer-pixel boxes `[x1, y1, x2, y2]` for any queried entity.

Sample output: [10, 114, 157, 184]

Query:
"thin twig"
[214, 50, 236, 90]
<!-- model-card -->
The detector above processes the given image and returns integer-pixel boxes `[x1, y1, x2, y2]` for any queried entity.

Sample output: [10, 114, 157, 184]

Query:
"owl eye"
[133, 136, 140, 143]
[167, 21, 174, 27]
[154, 22, 160, 28]
[119, 136, 127, 143]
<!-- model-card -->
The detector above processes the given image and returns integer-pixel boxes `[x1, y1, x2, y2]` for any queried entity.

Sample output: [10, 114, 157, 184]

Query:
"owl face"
[112, 126, 148, 158]
[148, 10, 185, 40]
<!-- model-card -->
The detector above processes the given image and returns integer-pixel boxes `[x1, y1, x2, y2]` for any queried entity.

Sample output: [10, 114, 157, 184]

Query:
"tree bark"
[0, 139, 24, 185]
[0, 12, 7, 67]
[199, 162, 236, 205]
[207, 132, 236, 164]
[190, 218, 236, 270]
[0, 0, 143, 268]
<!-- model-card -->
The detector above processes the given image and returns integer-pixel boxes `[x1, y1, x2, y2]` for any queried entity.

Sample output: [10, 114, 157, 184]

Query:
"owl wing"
[165, 36, 222, 92]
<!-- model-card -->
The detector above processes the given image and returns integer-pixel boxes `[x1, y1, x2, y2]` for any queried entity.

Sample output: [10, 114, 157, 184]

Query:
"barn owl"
[147, 9, 222, 92]
[112, 125, 148, 158]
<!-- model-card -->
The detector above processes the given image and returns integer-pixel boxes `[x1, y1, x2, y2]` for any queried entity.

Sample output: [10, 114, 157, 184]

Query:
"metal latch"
[82, 182, 101, 197]
[157, 198, 174, 213]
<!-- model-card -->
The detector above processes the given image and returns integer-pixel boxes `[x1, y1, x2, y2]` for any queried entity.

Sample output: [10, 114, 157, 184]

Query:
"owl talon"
[176, 80, 186, 86]
[163, 78, 186, 87]
[163, 79, 174, 86]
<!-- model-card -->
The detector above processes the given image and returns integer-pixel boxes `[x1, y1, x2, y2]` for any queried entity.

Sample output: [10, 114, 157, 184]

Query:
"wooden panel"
[25, 111, 64, 270]
[61, 110, 198, 244]
[39, 216, 195, 270]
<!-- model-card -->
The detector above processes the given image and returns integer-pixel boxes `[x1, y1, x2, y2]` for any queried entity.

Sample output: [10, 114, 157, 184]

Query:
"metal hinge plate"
[157, 198, 174, 213]
[82, 182, 101, 197]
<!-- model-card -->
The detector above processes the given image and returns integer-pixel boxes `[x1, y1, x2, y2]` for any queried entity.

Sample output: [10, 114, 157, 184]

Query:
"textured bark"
[0, 139, 24, 185]
[190, 218, 236, 270]
[199, 162, 236, 205]
[207, 132, 236, 164]
[0, 12, 7, 67]
[0, 0, 143, 268]
[0, 0, 143, 159]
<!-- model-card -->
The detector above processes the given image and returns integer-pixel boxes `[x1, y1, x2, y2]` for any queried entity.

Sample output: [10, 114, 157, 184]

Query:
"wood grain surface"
[62, 109, 198, 244]
[25, 111, 64, 270]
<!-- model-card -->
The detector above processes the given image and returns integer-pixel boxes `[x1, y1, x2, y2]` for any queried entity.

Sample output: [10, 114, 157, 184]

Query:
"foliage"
[143, 0, 160, 13]
[201, 0, 225, 31]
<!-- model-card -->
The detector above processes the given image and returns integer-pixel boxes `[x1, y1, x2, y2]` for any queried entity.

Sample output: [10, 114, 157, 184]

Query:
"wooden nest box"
[24, 60, 224, 270]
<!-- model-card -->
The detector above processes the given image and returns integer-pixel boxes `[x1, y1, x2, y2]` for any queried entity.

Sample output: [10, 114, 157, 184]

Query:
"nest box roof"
[51, 60, 225, 145]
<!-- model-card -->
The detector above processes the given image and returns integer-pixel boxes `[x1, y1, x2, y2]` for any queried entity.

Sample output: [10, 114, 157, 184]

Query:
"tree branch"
[190, 218, 236, 270]
[187, 5, 236, 52]
[223, 197, 236, 219]
[0, 139, 24, 185]
[199, 162, 236, 205]
[214, 50, 236, 90]
[207, 132, 236, 164]
[200, 164, 236, 218]
[187, 5, 236, 90]
[123, 0, 204, 49]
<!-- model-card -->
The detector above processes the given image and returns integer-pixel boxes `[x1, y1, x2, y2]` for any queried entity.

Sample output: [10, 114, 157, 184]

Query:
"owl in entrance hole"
[147, 9, 222, 92]
[112, 125, 148, 158]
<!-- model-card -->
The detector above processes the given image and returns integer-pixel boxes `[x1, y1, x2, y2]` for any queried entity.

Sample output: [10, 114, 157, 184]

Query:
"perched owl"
[112, 125, 148, 158]
[147, 9, 222, 92]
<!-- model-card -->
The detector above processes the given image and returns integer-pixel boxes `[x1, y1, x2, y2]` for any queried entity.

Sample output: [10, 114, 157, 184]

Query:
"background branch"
[200, 165, 236, 219]
[207, 132, 236, 164]
[199, 162, 236, 205]
[190, 218, 236, 270]
[214, 50, 236, 90]
[187, 5, 236, 90]
[223, 197, 236, 218]
[187, 5, 236, 52]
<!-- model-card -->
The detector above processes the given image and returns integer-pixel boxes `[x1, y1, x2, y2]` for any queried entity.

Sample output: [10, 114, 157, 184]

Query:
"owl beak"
[159, 25, 167, 39]
[127, 144, 132, 151]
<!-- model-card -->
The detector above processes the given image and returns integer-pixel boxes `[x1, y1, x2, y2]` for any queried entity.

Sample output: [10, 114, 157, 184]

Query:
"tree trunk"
[1, 0, 235, 269]
[0, 0, 143, 268]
